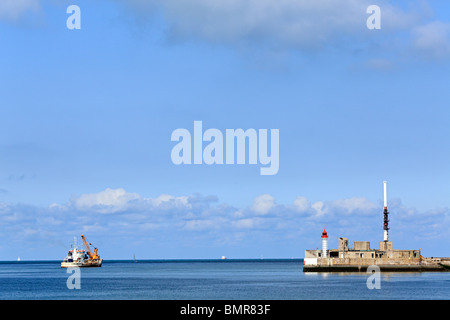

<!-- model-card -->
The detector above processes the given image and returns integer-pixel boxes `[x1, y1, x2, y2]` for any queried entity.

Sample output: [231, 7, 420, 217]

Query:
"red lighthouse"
[321, 229, 328, 258]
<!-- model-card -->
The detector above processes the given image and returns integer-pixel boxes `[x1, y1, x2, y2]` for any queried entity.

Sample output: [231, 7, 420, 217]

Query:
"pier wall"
[316, 257, 421, 267]
[303, 257, 449, 272]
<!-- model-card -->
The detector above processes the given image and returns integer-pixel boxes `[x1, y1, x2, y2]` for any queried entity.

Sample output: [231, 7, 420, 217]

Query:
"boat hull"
[61, 259, 102, 268]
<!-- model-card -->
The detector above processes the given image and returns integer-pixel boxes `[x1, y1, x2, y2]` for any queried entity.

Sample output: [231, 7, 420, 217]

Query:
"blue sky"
[0, 0, 449, 260]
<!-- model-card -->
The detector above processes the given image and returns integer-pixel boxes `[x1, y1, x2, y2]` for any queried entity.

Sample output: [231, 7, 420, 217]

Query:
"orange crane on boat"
[81, 234, 100, 261]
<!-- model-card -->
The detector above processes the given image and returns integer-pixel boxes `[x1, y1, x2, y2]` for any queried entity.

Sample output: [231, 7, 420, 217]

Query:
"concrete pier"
[303, 241, 450, 272]
[303, 257, 450, 272]
[303, 182, 450, 272]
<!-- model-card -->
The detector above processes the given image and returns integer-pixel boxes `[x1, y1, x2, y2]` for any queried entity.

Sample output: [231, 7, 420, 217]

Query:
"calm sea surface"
[0, 259, 449, 300]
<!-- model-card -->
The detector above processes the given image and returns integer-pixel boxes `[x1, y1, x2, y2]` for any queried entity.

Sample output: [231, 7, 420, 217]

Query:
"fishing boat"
[61, 235, 102, 268]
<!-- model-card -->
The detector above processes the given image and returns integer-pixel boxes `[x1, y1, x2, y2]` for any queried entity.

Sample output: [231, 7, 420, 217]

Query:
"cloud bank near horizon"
[1, 187, 448, 259]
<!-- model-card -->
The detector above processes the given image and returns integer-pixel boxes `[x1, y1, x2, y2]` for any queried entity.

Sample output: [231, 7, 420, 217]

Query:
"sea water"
[0, 259, 449, 300]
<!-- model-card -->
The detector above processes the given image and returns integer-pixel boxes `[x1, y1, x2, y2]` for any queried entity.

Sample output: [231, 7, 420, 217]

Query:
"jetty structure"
[303, 181, 450, 272]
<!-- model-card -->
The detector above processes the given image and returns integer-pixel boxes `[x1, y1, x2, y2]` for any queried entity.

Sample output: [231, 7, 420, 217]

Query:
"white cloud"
[81, 224, 107, 234]
[68, 188, 192, 214]
[293, 196, 309, 212]
[251, 194, 274, 215]
[149, 194, 191, 209]
[117, 0, 450, 64]
[3, 0, 448, 62]
[0, 0, 40, 21]
[412, 21, 450, 59]
[71, 188, 141, 214]
[184, 219, 217, 231]
[233, 218, 261, 229]
[330, 197, 378, 215]
[311, 201, 326, 219]
[294, 196, 380, 221]
[122, 0, 426, 52]
[232, 209, 245, 218]
[126, 0, 364, 48]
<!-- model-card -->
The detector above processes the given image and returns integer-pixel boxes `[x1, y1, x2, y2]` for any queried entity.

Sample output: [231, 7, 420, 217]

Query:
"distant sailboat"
[17, 256, 21, 262]
[133, 254, 137, 263]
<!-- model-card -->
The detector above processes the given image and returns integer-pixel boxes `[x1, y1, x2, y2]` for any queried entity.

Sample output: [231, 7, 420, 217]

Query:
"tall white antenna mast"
[383, 181, 389, 241]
